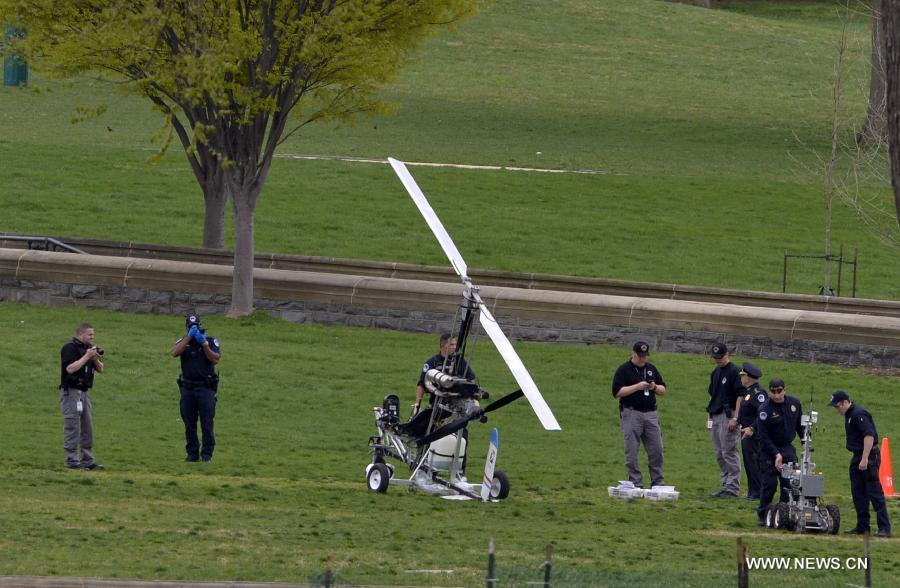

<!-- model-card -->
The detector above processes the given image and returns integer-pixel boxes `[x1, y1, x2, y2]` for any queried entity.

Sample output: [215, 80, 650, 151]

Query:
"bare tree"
[860, 0, 887, 144]
[883, 0, 900, 226]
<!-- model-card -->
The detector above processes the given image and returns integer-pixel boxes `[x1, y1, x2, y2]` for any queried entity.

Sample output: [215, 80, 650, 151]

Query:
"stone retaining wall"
[2, 249, 899, 367]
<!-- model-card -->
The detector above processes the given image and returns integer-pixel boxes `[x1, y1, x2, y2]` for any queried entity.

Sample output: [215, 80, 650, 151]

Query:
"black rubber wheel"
[489, 469, 510, 500]
[367, 463, 390, 493]
[775, 502, 793, 530]
[825, 504, 841, 534]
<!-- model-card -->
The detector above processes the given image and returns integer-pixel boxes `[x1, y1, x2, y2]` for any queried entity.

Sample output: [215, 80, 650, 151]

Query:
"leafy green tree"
[0, 0, 478, 315]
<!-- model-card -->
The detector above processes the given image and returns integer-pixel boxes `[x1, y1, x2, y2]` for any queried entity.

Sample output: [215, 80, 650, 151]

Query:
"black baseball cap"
[711, 342, 728, 359]
[185, 313, 201, 328]
[739, 362, 762, 379]
[633, 341, 650, 357]
[768, 378, 785, 390]
[828, 390, 850, 406]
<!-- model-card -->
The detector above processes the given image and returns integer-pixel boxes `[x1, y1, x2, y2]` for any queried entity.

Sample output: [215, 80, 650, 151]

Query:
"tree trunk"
[882, 0, 900, 226]
[202, 189, 227, 249]
[228, 190, 259, 316]
[861, 0, 887, 145]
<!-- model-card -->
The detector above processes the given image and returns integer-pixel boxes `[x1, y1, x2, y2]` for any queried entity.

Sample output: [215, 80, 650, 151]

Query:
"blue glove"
[194, 329, 207, 345]
[188, 325, 199, 340]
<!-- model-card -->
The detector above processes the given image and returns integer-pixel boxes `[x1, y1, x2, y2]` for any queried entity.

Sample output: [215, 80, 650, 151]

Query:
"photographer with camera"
[59, 323, 105, 470]
[170, 313, 221, 463]
[612, 341, 667, 489]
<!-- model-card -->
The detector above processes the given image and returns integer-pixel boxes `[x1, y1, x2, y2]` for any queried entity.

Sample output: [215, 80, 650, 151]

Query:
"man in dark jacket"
[755, 378, 803, 525]
[829, 390, 892, 537]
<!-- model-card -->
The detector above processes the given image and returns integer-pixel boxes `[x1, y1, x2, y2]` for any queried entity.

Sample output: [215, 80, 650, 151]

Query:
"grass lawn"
[1, 302, 898, 586]
[1, 0, 898, 299]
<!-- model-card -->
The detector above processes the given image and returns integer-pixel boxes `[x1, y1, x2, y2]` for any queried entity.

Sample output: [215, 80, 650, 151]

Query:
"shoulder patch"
[757, 393, 766, 403]
[422, 363, 430, 373]
[721, 377, 727, 384]
[759, 412, 768, 421]
[790, 405, 796, 412]
[647, 370, 654, 377]
[213, 338, 220, 347]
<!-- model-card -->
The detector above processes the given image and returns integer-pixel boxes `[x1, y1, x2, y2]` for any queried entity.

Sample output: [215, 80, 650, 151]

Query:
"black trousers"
[849, 451, 891, 532]
[757, 445, 796, 519]
[741, 436, 762, 498]
[180, 385, 217, 460]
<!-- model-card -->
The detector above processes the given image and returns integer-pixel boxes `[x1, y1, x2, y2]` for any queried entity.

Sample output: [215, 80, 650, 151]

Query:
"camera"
[94, 346, 105, 356]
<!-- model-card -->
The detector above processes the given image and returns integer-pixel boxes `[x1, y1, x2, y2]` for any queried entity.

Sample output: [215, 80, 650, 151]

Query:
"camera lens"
[95, 347, 104, 356]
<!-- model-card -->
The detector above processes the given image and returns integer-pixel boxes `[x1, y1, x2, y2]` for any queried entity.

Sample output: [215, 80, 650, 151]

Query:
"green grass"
[1, 0, 899, 299]
[1, 302, 898, 586]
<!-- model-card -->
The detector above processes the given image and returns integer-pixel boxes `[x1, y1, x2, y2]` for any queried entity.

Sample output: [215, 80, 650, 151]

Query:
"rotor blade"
[417, 415, 473, 447]
[477, 303, 561, 430]
[388, 157, 468, 280]
[483, 389, 525, 414]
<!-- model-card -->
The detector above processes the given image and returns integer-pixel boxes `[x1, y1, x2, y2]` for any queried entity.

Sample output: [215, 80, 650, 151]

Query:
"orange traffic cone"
[880, 437, 896, 498]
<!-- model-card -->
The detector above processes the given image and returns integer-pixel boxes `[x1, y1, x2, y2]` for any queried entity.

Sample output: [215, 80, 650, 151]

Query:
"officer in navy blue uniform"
[829, 390, 892, 537]
[170, 313, 221, 462]
[414, 332, 475, 414]
[738, 362, 766, 500]
[754, 378, 803, 524]
[706, 342, 744, 497]
[612, 341, 667, 488]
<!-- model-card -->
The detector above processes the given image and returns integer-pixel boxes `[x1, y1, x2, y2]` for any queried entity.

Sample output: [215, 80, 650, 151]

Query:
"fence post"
[836, 243, 844, 297]
[543, 544, 553, 587]
[864, 531, 871, 588]
[782, 250, 788, 293]
[487, 538, 497, 588]
[737, 537, 749, 588]
[324, 554, 333, 588]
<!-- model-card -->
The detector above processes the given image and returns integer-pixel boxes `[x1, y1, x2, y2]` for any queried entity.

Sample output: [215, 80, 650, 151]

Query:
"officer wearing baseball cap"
[755, 378, 803, 525]
[737, 362, 765, 500]
[829, 390, 892, 537]
[612, 341, 668, 488]
[706, 342, 744, 497]
[170, 313, 221, 462]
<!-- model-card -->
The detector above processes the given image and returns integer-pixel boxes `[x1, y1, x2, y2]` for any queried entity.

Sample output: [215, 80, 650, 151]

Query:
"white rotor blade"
[388, 157, 468, 280]
[478, 302, 561, 431]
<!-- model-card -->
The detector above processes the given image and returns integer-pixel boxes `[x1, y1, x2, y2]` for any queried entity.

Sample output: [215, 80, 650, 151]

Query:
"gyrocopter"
[365, 158, 561, 501]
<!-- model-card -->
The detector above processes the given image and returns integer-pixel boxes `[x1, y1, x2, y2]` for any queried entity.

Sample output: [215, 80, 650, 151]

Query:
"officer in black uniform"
[612, 341, 667, 488]
[829, 390, 892, 537]
[738, 362, 766, 500]
[754, 378, 803, 525]
[170, 313, 221, 462]
[414, 332, 475, 414]
[59, 323, 105, 470]
[706, 342, 744, 497]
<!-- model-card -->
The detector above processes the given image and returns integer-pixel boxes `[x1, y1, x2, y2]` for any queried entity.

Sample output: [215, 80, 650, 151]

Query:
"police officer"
[413, 332, 475, 414]
[170, 313, 221, 462]
[612, 341, 667, 488]
[829, 390, 892, 537]
[755, 378, 803, 525]
[738, 362, 766, 500]
[59, 323, 105, 470]
[706, 342, 744, 497]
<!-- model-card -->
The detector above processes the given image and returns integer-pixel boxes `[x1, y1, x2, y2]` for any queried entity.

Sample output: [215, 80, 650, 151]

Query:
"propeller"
[417, 390, 526, 447]
[388, 157, 561, 431]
